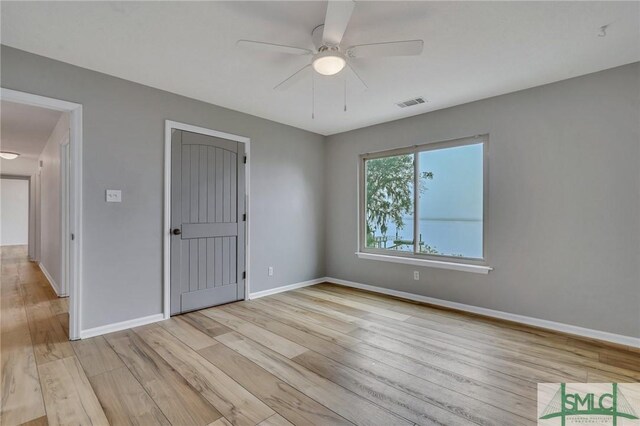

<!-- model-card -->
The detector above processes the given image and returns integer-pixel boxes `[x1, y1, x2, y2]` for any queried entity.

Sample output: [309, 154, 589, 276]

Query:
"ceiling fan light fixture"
[0, 152, 20, 160]
[312, 50, 346, 76]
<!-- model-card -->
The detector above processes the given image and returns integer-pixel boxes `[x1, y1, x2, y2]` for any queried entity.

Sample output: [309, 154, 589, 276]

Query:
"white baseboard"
[325, 277, 640, 349]
[81, 277, 322, 339]
[80, 313, 164, 339]
[249, 277, 326, 300]
[39, 262, 62, 297]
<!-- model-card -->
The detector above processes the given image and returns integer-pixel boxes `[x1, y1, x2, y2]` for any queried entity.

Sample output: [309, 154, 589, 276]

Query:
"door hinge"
[71, 233, 75, 241]
[243, 156, 247, 164]
[242, 213, 246, 221]
[242, 271, 246, 279]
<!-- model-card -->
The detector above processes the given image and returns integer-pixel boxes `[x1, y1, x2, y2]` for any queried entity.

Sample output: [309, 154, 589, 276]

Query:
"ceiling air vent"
[396, 97, 426, 108]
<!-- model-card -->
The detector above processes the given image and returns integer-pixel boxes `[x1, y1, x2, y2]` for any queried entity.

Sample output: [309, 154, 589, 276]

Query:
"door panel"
[170, 129, 245, 315]
[181, 222, 237, 239]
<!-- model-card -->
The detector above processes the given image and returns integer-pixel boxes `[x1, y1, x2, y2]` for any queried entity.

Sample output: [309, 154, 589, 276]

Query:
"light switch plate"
[106, 189, 122, 202]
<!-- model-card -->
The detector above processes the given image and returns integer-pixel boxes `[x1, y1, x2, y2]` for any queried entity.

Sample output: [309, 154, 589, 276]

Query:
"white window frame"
[357, 134, 492, 274]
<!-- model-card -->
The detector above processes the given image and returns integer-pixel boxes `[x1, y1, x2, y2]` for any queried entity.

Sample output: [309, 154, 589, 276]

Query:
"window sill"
[355, 252, 493, 274]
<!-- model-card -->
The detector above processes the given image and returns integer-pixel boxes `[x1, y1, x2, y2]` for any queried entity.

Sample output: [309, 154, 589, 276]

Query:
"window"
[360, 135, 487, 262]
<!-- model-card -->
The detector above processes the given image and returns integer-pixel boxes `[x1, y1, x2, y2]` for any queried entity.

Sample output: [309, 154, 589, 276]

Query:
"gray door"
[170, 129, 245, 315]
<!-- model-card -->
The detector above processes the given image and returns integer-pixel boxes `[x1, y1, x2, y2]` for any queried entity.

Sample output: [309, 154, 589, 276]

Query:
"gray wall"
[0, 157, 37, 175]
[3, 44, 638, 338]
[325, 63, 640, 338]
[1, 46, 325, 330]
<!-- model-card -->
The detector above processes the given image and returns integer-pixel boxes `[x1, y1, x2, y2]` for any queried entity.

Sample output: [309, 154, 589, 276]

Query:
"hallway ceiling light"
[0, 152, 20, 160]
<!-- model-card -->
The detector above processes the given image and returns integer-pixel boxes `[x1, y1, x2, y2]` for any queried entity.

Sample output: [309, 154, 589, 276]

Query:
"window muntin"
[361, 136, 486, 262]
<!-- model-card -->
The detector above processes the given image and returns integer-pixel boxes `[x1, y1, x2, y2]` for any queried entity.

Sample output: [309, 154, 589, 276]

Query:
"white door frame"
[60, 138, 70, 296]
[35, 170, 41, 262]
[1, 88, 83, 340]
[163, 120, 250, 319]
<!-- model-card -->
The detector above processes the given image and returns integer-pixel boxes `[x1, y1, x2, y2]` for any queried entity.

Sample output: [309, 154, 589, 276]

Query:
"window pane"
[417, 143, 483, 258]
[365, 154, 414, 252]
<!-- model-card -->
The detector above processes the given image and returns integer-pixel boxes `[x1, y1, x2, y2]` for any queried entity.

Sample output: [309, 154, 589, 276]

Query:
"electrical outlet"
[268, 266, 274, 277]
[413, 270, 419, 280]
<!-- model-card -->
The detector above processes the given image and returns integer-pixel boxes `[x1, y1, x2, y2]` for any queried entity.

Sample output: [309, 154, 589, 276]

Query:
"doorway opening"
[1, 88, 83, 340]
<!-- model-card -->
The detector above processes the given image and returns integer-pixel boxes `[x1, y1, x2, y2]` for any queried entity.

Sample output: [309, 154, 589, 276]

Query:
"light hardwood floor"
[1, 245, 638, 425]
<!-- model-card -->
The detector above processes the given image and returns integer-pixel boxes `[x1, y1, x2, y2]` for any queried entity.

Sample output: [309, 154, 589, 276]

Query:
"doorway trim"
[60, 137, 70, 297]
[163, 120, 250, 319]
[1, 88, 83, 340]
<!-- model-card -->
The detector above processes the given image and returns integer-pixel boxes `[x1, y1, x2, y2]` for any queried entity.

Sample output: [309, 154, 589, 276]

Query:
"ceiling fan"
[237, 0, 424, 92]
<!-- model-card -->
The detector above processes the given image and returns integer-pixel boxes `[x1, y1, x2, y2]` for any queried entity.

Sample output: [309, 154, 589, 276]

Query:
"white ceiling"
[1, 101, 62, 175]
[1, 1, 638, 136]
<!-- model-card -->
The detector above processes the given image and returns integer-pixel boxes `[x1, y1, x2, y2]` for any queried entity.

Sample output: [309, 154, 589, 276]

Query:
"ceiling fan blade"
[322, 0, 355, 46]
[347, 62, 368, 91]
[347, 40, 424, 58]
[237, 40, 312, 56]
[274, 64, 311, 91]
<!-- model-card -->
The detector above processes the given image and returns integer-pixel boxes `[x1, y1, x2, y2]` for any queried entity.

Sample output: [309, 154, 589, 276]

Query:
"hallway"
[1, 245, 70, 425]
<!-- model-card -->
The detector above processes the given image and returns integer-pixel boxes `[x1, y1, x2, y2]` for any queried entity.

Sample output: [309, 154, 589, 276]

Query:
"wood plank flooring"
[2, 245, 638, 425]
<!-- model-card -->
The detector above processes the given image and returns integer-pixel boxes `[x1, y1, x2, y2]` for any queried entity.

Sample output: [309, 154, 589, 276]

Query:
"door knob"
[172, 228, 182, 235]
